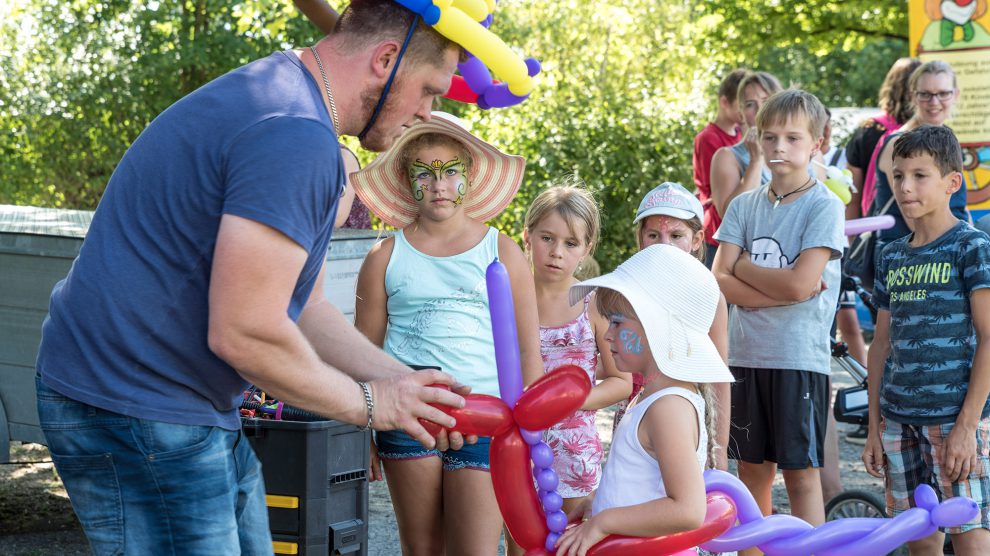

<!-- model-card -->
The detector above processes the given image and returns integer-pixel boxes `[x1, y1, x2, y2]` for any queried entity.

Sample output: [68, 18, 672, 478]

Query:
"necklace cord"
[769, 175, 816, 208]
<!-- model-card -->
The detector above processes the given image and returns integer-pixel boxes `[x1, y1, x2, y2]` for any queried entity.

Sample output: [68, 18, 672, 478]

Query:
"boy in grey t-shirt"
[713, 90, 845, 526]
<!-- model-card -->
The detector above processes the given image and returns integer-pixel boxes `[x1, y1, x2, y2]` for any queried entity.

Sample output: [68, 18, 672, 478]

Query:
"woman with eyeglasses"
[871, 60, 970, 246]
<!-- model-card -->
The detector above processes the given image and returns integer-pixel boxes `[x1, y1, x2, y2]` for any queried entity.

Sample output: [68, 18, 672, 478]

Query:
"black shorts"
[728, 367, 829, 469]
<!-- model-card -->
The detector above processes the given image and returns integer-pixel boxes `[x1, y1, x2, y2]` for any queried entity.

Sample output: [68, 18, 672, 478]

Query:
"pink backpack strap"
[861, 115, 902, 214]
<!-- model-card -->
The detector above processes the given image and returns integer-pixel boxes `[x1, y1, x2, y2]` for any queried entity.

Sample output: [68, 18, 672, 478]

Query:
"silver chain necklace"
[310, 46, 340, 136]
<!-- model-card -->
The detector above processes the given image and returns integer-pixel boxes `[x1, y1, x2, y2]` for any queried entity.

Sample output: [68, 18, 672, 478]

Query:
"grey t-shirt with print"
[714, 182, 845, 373]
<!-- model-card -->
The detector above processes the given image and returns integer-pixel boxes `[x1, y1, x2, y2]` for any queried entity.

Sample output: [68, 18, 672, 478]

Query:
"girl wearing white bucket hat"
[618, 181, 731, 472]
[352, 113, 543, 555]
[555, 244, 733, 555]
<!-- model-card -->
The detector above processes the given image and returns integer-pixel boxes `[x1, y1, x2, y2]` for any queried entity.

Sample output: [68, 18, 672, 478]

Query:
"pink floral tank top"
[540, 295, 603, 498]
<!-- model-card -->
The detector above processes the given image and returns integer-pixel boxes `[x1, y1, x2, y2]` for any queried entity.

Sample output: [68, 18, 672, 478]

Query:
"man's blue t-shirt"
[874, 221, 990, 425]
[37, 51, 343, 430]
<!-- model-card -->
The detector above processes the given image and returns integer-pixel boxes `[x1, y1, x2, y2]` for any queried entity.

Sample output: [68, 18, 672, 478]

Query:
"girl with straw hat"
[351, 113, 543, 554]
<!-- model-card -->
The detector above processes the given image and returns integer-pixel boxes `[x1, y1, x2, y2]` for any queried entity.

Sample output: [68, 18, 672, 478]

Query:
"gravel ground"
[0, 360, 886, 555]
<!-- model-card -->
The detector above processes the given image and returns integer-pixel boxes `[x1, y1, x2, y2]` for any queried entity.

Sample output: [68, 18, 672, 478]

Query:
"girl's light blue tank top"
[383, 227, 501, 396]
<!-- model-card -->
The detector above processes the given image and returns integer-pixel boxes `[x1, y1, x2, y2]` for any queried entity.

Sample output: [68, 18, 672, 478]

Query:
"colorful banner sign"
[910, 0, 990, 218]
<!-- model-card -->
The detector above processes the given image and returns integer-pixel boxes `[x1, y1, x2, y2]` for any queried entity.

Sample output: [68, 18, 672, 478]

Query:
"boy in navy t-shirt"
[862, 125, 990, 554]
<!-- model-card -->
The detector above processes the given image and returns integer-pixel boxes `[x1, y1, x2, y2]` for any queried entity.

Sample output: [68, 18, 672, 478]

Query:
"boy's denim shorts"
[882, 417, 990, 533]
[35, 375, 272, 555]
[376, 429, 492, 471]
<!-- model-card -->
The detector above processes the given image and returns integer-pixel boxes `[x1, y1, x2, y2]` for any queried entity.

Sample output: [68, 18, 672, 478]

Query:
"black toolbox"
[242, 417, 371, 555]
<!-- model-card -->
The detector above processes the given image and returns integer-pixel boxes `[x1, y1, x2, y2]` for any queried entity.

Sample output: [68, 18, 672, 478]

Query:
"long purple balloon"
[486, 258, 523, 407]
[700, 469, 978, 555]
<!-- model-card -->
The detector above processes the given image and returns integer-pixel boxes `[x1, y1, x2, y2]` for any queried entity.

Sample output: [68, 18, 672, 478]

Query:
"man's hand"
[370, 369, 466, 448]
[942, 422, 978, 483]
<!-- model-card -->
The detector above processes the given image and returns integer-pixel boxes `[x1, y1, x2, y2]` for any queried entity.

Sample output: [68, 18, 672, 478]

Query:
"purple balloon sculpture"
[701, 469, 979, 555]
[447, 7, 541, 110]
[486, 258, 566, 550]
[486, 258, 524, 408]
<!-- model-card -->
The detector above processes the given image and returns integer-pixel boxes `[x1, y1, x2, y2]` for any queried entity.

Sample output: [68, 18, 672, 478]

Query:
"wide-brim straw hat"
[569, 244, 733, 384]
[350, 112, 525, 229]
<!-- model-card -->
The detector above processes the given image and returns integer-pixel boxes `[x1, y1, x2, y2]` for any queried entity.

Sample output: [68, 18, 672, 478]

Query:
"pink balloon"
[845, 215, 895, 236]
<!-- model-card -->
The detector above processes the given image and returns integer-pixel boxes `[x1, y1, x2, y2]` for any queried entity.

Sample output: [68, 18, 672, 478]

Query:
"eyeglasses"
[915, 90, 955, 103]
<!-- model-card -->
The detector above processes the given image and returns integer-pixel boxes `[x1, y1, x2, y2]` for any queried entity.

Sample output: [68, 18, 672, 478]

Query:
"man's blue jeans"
[36, 376, 272, 555]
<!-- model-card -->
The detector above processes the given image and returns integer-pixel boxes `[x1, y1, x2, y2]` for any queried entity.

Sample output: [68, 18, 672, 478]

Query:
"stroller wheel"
[825, 489, 887, 520]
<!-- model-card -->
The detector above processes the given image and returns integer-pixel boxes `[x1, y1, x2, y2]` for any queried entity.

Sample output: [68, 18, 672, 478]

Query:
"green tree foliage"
[446, 0, 716, 270]
[1, 0, 323, 208]
[693, 0, 909, 106]
[1, 0, 909, 270]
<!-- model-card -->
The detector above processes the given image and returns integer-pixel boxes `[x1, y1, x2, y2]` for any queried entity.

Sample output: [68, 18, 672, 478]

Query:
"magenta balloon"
[520, 428, 543, 445]
[547, 510, 568, 533]
[542, 491, 563, 513]
[845, 215, 895, 236]
[458, 55, 493, 95]
[530, 442, 554, 469]
[536, 468, 559, 491]
[486, 258, 524, 408]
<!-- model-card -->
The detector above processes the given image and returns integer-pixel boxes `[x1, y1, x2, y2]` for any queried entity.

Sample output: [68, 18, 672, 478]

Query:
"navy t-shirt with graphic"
[37, 51, 343, 430]
[874, 221, 990, 425]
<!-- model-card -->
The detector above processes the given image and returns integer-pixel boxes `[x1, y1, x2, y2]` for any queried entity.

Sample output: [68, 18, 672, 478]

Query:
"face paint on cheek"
[453, 181, 467, 205]
[618, 329, 644, 355]
[425, 158, 466, 205]
[408, 160, 436, 201]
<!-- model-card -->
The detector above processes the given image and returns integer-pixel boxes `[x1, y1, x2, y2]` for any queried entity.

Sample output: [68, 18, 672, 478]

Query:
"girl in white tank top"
[555, 245, 734, 555]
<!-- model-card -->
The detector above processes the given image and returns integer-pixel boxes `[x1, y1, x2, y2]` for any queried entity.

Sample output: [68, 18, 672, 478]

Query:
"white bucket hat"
[569, 244, 732, 383]
[634, 182, 704, 224]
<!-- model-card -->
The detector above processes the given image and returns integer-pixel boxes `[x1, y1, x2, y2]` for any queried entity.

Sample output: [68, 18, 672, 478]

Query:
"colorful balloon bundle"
[392, 0, 541, 109]
[486, 258, 575, 550]
[701, 469, 978, 556]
